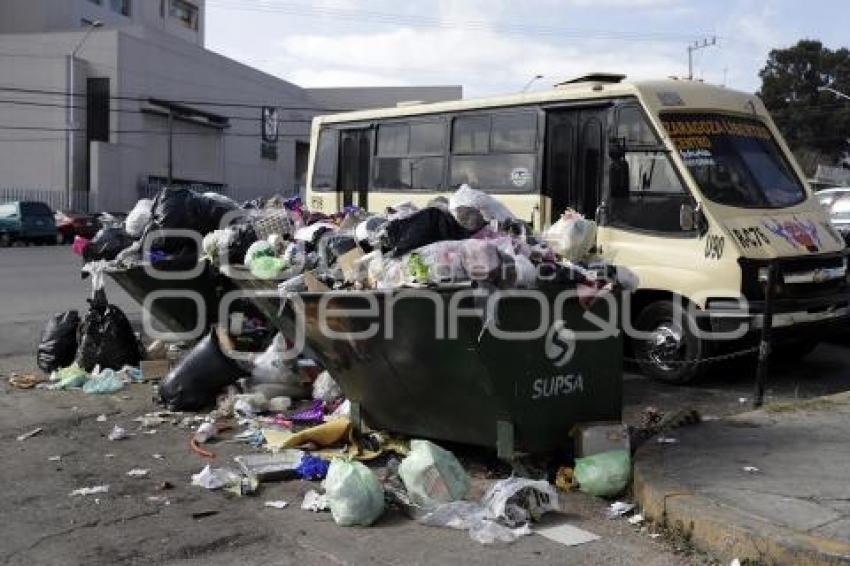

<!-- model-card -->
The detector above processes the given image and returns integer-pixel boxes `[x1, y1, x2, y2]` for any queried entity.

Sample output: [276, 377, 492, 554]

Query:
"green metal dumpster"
[104, 261, 237, 336]
[233, 276, 623, 456]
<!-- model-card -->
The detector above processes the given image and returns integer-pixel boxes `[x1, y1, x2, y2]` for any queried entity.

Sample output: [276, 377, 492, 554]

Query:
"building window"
[170, 0, 199, 30]
[110, 0, 131, 16]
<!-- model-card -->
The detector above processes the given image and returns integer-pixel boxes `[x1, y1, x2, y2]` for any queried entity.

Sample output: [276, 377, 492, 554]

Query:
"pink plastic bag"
[72, 236, 91, 256]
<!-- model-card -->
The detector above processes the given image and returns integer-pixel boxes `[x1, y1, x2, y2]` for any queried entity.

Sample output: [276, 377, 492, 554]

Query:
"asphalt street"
[1, 246, 850, 565]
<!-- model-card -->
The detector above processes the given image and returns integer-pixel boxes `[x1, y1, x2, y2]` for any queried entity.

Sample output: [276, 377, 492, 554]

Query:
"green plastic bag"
[48, 364, 89, 390]
[323, 459, 385, 527]
[574, 449, 631, 498]
[250, 256, 286, 280]
[399, 439, 471, 510]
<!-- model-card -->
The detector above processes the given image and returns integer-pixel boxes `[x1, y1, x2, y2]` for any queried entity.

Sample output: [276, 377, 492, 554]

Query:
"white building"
[0, 0, 461, 212]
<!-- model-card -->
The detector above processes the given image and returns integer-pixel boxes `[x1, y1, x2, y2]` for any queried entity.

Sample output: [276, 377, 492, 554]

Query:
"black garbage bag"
[145, 187, 240, 255]
[227, 223, 258, 266]
[37, 310, 81, 372]
[158, 329, 247, 411]
[76, 292, 143, 372]
[83, 227, 135, 262]
[380, 207, 471, 257]
[320, 234, 357, 268]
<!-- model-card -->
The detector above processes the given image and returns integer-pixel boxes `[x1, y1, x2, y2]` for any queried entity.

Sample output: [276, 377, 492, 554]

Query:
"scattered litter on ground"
[147, 496, 171, 505]
[193, 422, 216, 444]
[555, 466, 575, 492]
[191, 465, 241, 491]
[9, 373, 46, 389]
[159, 481, 174, 491]
[70, 485, 109, 497]
[48, 455, 61, 462]
[152, 453, 165, 460]
[301, 489, 330, 512]
[607, 501, 636, 519]
[264, 500, 289, 510]
[17, 427, 44, 442]
[191, 510, 220, 520]
[234, 451, 303, 481]
[656, 436, 679, 444]
[127, 469, 150, 478]
[738, 397, 748, 404]
[536, 522, 600, 547]
[627, 514, 645, 525]
[105, 453, 115, 459]
[108, 425, 129, 441]
[743, 466, 760, 473]
[96, 414, 108, 422]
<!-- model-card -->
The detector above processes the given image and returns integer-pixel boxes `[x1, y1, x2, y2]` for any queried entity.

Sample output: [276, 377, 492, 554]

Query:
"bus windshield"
[661, 113, 806, 209]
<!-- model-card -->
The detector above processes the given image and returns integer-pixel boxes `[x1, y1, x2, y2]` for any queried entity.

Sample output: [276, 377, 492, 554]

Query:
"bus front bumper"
[704, 292, 850, 335]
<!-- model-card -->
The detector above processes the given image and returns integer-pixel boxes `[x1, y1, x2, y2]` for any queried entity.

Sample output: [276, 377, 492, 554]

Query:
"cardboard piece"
[536, 522, 600, 547]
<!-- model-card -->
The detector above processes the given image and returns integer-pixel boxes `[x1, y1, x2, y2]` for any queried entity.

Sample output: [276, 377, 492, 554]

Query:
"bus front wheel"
[633, 300, 706, 384]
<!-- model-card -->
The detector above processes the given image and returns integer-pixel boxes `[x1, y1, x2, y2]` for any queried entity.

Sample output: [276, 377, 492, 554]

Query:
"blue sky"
[205, 0, 849, 98]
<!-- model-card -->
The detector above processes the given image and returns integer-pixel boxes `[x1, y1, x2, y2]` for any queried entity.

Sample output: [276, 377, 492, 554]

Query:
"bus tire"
[633, 300, 706, 384]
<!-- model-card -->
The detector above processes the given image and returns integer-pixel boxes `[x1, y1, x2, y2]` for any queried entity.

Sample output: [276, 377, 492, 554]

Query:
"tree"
[758, 40, 850, 175]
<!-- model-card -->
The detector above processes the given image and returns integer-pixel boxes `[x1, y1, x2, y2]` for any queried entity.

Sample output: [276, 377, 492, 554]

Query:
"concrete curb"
[634, 415, 850, 565]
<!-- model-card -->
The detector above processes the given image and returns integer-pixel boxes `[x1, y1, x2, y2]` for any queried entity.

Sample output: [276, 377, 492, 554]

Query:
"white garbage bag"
[323, 459, 385, 526]
[125, 198, 153, 238]
[312, 370, 343, 403]
[449, 185, 515, 224]
[543, 210, 597, 261]
[251, 334, 300, 386]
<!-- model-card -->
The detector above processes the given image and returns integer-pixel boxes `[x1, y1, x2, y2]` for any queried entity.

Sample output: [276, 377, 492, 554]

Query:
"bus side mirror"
[609, 138, 629, 198]
[680, 202, 709, 235]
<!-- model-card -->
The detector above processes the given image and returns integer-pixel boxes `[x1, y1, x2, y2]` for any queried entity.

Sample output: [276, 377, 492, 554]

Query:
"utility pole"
[167, 108, 174, 186]
[687, 36, 717, 80]
[66, 20, 102, 211]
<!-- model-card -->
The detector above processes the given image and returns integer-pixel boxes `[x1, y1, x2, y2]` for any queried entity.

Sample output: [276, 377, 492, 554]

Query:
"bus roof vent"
[555, 73, 626, 88]
[396, 100, 425, 107]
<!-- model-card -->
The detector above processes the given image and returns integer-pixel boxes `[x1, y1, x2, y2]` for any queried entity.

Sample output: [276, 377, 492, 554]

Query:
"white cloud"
[267, 22, 684, 97]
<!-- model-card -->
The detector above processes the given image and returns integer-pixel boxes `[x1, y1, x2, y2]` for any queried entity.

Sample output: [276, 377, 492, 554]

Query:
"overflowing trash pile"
[23, 184, 644, 546]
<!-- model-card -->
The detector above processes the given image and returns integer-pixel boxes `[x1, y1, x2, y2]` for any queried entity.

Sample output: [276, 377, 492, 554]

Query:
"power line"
[208, 0, 716, 43]
[0, 84, 345, 112]
[0, 125, 309, 138]
[0, 97, 315, 122]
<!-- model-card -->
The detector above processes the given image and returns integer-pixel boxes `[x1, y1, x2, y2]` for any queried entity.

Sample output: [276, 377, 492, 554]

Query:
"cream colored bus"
[305, 74, 849, 383]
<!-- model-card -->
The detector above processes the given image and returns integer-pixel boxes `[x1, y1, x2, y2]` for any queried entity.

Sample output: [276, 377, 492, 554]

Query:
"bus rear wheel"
[633, 300, 706, 384]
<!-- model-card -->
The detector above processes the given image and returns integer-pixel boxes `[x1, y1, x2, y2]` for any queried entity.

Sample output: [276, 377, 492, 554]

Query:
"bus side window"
[610, 105, 692, 233]
[450, 112, 537, 193]
[373, 120, 446, 191]
[312, 128, 338, 190]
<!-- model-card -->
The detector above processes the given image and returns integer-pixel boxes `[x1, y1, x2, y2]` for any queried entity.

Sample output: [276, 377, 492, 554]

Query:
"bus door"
[544, 107, 608, 223]
[338, 128, 372, 209]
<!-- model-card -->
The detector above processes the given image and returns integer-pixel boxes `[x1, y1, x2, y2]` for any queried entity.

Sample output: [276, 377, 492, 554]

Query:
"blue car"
[0, 201, 58, 247]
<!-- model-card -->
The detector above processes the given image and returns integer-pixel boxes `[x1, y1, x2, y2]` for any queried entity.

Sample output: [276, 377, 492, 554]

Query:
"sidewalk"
[634, 392, 850, 565]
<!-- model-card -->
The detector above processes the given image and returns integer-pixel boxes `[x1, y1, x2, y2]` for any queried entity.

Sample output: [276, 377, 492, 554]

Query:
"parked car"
[0, 201, 58, 247]
[55, 210, 101, 244]
[816, 187, 850, 245]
